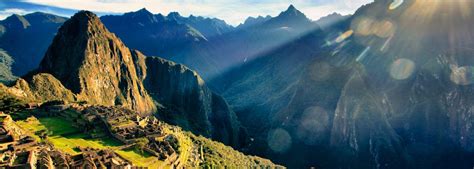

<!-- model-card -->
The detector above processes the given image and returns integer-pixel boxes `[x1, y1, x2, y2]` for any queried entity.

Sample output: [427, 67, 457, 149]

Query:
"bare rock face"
[37, 11, 156, 114]
[144, 56, 241, 145]
[330, 68, 407, 169]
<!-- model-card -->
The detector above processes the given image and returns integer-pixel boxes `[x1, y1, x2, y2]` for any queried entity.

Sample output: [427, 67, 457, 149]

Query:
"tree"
[135, 137, 149, 153]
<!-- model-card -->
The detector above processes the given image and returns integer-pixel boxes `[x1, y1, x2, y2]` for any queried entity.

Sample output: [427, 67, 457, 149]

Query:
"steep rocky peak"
[38, 10, 156, 114]
[265, 4, 312, 28]
[279, 4, 307, 19]
[67, 10, 103, 31]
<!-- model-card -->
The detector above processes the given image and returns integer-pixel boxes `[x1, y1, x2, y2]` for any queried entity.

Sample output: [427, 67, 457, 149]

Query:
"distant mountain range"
[1, 1, 474, 168]
[0, 12, 66, 76]
[213, 0, 474, 168]
[0, 5, 324, 80]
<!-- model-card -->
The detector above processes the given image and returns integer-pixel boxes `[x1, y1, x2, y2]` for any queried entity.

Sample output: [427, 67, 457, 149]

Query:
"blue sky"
[0, 0, 373, 25]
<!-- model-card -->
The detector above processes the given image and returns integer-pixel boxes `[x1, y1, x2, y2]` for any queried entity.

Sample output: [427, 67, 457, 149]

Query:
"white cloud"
[0, 8, 29, 20]
[22, 0, 373, 25]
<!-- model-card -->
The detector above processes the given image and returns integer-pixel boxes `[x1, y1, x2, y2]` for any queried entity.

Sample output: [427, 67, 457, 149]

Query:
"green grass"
[17, 116, 123, 155]
[48, 133, 122, 155]
[39, 117, 79, 135]
[116, 148, 165, 168]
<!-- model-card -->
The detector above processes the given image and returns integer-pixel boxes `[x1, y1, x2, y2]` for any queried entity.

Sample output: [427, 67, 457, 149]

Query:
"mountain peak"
[3, 14, 31, 29]
[120, 8, 158, 24]
[287, 4, 297, 11]
[167, 12, 182, 20]
[264, 4, 311, 28]
[125, 8, 154, 16]
[63, 10, 107, 36]
[133, 8, 154, 16]
[138, 7, 150, 12]
[280, 4, 305, 18]
[73, 10, 99, 21]
[38, 11, 156, 114]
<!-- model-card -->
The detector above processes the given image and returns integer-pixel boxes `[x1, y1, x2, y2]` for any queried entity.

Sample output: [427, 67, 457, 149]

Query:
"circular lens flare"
[296, 106, 329, 145]
[267, 128, 292, 153]
[390, 58, 416, 80]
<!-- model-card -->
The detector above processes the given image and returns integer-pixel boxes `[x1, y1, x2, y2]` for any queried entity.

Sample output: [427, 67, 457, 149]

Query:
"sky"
[0, 0, 373, 26]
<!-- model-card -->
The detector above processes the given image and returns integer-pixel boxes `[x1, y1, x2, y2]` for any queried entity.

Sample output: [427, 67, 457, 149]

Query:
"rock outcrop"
[25, 73, 75, 102]
[36, 11, 156, 114]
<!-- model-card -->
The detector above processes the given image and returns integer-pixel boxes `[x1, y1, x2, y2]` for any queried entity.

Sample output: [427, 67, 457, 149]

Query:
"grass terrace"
[116, 148, 166, 168]
[16, 116, 122, 155]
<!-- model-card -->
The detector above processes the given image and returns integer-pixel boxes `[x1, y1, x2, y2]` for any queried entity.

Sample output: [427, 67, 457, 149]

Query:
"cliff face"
[144, 56, 241, 145]
[330, 68, 407, 169]
[37, 11, 156, 114]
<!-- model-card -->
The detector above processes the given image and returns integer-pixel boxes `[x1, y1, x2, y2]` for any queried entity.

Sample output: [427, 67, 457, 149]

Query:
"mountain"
[0, 12, 66, 76]
[100, 9, 223, 80]
[237, 15, 272, 29]
[102, 5, 319, 80]
[211, 23, 338, 168]
[202, 5, 318, 79]
[167, 11, 235, 38]
[139, 53, 243, 145]
[212, 0, 474, 168]
[263, 5, 313, 30]
[13, 11, 242, 147]
[101, 8, 208, 57]
[35, 11, 156, 114]
[315, 12, 350, 29]
[0, 68, 281, 169]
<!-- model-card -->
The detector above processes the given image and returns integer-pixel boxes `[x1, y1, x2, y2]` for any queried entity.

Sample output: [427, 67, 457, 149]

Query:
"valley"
[1, 0, 474, 168]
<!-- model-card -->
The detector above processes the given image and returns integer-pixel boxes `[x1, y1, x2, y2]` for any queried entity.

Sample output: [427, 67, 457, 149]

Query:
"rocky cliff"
[36, 11, 156, 114]
[330, 67, 407, 169]
[144, 56, 241, 145]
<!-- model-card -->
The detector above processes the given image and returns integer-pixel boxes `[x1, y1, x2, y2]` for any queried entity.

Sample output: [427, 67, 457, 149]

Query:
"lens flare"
[352, 17, 375, 36]
[267, 128, 292, 153]
[389, 0, 404, 10]
[335, 30, 354, 43]
[309, 62, 331, 82]
[390, 58, 416, 80]
[373, 20, 396, 38]
[296, 106, 329, 145]
[450, 66, 474, 85]
[356, 46, 371, 62]
[352, 17, 396, 38]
